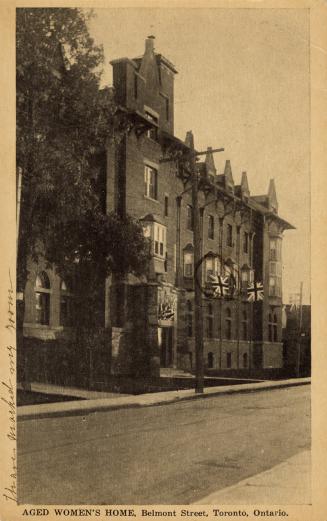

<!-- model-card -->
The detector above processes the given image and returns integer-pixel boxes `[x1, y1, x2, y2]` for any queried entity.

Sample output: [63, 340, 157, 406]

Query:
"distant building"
[283, 305, 311, 376]
[20, 37, 295, 386]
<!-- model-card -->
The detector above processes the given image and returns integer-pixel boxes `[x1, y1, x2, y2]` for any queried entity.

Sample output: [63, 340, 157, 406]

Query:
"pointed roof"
[224, 160, 234, 189]
[185, 130, 194, 149]
[138, 36, 160, 93]
[268, 178, 278, 213]
[205, 147, 217, 176]
[241, 171, 250, 197]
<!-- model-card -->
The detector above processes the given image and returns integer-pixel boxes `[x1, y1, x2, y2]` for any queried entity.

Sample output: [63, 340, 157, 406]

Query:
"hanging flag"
[247, 281, 264, 302]
[207, 273, 230, 298]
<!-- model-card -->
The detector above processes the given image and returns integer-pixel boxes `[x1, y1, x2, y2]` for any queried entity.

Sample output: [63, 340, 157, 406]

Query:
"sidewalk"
[194, 450, 311, 505]
[17, 377, 310, 421]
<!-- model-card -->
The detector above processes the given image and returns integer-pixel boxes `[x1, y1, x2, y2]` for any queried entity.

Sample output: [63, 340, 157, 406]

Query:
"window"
[154, 223, 166, 258]
[187, 205, 193, 231]
[134, 74, 138, 99]
[186, 300, 193, 337]
[273, 313, 278, 342]
[184, 251, 194, 278]
[208, 352, 214, 369]
[242, 310, 248, 340]
[145, 111, 158, 141]
[226, 224, 233, 247]
[165, 97, 169, 120]
[60, 279, 74, 327]
[268, 311, 278, 342]
[243, 353, 248, 368]
[268, 313, 273, 341]
[269, 260, 282, 297]
[224, 261, 238, 294]
[205, 256, 214, 282]
[164, 196, 169, 217]
[270, 239, 277, 261]
[208, 215, 214, 240]
[144, 164, 158, 200]
[206, 303, 214, 338]
[35, 272, 50, 325]
[225, 307, 232, 340]
[243, 232, 249, 254]
[226, 352, 232, 369]
[241, 266, 254, 289]
[142, 220, 167, 259]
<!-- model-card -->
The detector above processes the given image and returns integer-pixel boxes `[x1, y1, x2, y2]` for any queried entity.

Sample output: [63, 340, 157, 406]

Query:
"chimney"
[185, 130, 194, 149]
[145, 35, 155, 53]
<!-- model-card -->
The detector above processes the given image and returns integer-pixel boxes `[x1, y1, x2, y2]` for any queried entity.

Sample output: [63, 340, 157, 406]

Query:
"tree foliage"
[16, 8, 149, 293]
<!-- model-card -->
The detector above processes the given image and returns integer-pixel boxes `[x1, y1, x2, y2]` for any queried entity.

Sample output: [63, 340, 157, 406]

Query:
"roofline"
[110, 57, 139, 69]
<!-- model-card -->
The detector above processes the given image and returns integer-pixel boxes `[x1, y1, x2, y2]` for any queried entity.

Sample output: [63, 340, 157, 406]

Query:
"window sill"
[144, 195, 159, 204]
[145, 136, 160, 145]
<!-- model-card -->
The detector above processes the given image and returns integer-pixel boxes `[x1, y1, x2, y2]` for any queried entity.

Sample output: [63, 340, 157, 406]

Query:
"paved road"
[17, 385, 310, 505]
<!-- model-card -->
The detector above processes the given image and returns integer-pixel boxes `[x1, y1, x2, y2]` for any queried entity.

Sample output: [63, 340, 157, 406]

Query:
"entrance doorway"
[159, 327, 173, 367]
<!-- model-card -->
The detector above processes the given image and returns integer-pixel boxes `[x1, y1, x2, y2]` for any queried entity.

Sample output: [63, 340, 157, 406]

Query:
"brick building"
[21, 37, 295, 385]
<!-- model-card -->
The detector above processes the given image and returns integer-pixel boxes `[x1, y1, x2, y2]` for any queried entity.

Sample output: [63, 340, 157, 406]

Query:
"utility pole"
[188, 132, 204, 393]
[161, 135, 224, 394]
[188, 133, 224, 393]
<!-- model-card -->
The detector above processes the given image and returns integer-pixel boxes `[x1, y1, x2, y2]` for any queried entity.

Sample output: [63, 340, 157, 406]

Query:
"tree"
[16, 8, 149, 328]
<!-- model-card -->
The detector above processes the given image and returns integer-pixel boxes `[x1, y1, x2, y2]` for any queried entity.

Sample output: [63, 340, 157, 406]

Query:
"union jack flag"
[247, 281, 264, 302]
[207, 273, 230, 298]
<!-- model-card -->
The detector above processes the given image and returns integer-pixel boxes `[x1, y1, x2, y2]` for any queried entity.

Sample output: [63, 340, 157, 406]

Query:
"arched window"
[242, 310, 248, 340]
[186, 300, 193, 337]
[60, 278, 74, 327]
[243, 352, 248, 368]
[206, 302, 214, 338]
[225, 307, 232, 340]
[35, 272, 50, 325]
[208, 352, 214, 369]
[208, 215, 214, 240]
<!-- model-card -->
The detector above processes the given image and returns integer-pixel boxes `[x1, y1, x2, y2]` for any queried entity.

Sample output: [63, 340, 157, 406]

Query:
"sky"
[88, 8, 310, 304]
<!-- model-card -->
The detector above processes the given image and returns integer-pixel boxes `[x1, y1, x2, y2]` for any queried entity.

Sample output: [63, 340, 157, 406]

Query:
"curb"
[17, 378, 310, 421]
[193, 450, 311, 505]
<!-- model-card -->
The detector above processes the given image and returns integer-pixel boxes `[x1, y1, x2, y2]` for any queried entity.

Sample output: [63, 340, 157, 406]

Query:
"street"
[17, 385, 310, 505]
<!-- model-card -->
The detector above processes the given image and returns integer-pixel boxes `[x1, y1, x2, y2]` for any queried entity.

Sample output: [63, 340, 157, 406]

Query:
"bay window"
[141, 217, 167, 260]
[269, 237, 282, 297]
